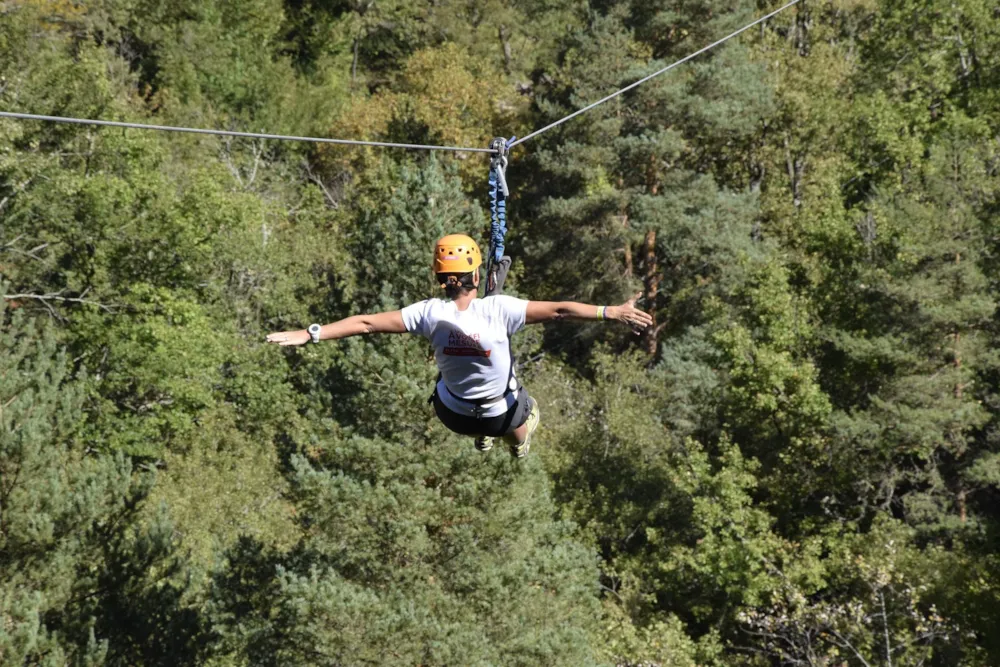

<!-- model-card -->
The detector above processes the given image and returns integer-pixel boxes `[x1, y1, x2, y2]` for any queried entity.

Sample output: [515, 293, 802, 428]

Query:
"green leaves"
[0, 296, 197, 665]
[3, 0, 1000, 663]
[210, 445, 604, 665]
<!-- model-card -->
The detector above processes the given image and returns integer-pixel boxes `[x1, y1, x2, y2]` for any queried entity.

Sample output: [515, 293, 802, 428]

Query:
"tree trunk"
[795, 2, 811, 57]
[642, 229, 660, 357]
[954, 252, 963, 399]
[499, 25, 513, 74]
[621, 214, 633, 278]
[783, 134, 804, 208]
[351, 35, 360, 86]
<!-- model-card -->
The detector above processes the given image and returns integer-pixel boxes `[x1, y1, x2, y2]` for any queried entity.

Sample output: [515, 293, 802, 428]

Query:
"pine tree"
[518, 0, 780, 364]
[210, 444, 605, 666]
[205, 152, 606, 665]
[0, 296, 201, 664]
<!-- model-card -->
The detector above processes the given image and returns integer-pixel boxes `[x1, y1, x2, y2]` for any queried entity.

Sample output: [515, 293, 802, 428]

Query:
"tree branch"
[3, 289, 116, 316]
[0, 177, 34, 215]
[304, 160, 340, 209]
[2, 237, 49, 262]
[825, 627, 874, 667]
[880, 590, 893, 667]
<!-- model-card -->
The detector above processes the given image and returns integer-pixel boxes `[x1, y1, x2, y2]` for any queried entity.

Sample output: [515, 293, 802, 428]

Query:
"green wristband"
[597, 306, 606, 320]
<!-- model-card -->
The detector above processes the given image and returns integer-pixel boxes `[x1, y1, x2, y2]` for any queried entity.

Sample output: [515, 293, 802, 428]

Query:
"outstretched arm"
[525, 293, 653, 331]
[266, 311, 407, 346]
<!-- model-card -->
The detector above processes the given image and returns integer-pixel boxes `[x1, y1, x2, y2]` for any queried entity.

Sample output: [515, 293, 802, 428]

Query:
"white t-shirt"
[401, 296, 529, 418]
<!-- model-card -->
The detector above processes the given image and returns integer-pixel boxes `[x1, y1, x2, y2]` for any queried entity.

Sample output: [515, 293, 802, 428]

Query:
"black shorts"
[433, 388, 531, 438]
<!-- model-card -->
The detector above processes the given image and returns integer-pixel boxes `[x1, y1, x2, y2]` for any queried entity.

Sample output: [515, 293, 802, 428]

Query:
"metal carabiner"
[489, 137, 511, 197]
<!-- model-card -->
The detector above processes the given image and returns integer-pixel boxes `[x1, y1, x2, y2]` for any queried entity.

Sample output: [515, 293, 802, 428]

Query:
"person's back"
[402, 295, 526, 409]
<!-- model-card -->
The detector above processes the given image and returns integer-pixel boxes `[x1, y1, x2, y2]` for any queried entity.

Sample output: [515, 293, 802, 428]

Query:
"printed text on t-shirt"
[444, 330, 491, 358]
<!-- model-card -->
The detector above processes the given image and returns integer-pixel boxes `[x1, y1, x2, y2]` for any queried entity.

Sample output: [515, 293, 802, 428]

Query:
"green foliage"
[3, 0, 1000, 663]
[210, 445, 604, 665]
[735, 519, 971, 666]
[0, 296, 199, 665]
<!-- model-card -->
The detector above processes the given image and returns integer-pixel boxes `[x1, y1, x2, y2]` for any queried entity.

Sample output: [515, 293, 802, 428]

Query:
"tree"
[735, 520, 969, 666]
[519, 0, 778, 361]
[210, 444, 605, 666]
[0, 295, 201, 664]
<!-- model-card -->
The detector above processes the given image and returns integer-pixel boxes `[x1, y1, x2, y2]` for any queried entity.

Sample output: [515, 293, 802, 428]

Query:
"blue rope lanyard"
[486, 137, 514, 290]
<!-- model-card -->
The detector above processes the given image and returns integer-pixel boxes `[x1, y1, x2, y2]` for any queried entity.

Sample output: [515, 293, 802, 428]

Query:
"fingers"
[618, 302, 654, 335]
[626, 312, 653, 331]
[625, 291, 642, 307]
[266, 331, 304, 346]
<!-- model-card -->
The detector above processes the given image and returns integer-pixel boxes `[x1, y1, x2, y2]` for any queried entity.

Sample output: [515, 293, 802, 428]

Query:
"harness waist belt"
[443, 383, 508, 407]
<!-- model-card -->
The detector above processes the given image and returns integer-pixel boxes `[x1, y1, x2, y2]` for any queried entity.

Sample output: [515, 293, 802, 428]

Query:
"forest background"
[2, 0, 999, 664]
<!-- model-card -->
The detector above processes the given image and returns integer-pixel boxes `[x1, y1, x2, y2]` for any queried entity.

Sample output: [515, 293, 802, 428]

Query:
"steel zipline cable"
[0, 111, 497, 154]
[0, 0, 800, 154]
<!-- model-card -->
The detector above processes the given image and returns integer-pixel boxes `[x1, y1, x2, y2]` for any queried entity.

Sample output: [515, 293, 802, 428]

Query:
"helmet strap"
[437, 271, 477, 294]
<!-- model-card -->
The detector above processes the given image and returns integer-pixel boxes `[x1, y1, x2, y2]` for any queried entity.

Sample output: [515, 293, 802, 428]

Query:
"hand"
[266, 330, 311, 346]
[609, 293, 654, 333]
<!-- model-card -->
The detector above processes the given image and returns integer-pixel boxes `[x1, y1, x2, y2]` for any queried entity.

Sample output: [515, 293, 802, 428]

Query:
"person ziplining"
[267, 136, 651, 457]
[265, 233, 652, 457]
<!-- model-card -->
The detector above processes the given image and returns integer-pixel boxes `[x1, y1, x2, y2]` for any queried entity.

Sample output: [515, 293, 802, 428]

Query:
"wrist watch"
[308, 323, 322, 344]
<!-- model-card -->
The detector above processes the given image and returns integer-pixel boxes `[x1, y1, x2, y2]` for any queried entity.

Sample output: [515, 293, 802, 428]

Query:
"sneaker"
[510, 397, 540, 458]
[474, 436, 494, 452]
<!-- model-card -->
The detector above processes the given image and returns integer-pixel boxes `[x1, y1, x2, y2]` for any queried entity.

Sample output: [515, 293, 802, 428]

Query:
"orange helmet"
[433, 234, 482, 274]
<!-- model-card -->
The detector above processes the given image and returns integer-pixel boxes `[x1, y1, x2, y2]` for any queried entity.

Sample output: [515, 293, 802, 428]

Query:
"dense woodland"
[1, 0, 999, 664]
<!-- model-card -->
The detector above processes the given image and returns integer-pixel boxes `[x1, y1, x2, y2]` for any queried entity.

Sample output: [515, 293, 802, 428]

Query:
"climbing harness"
[485, 136, 514, 297]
